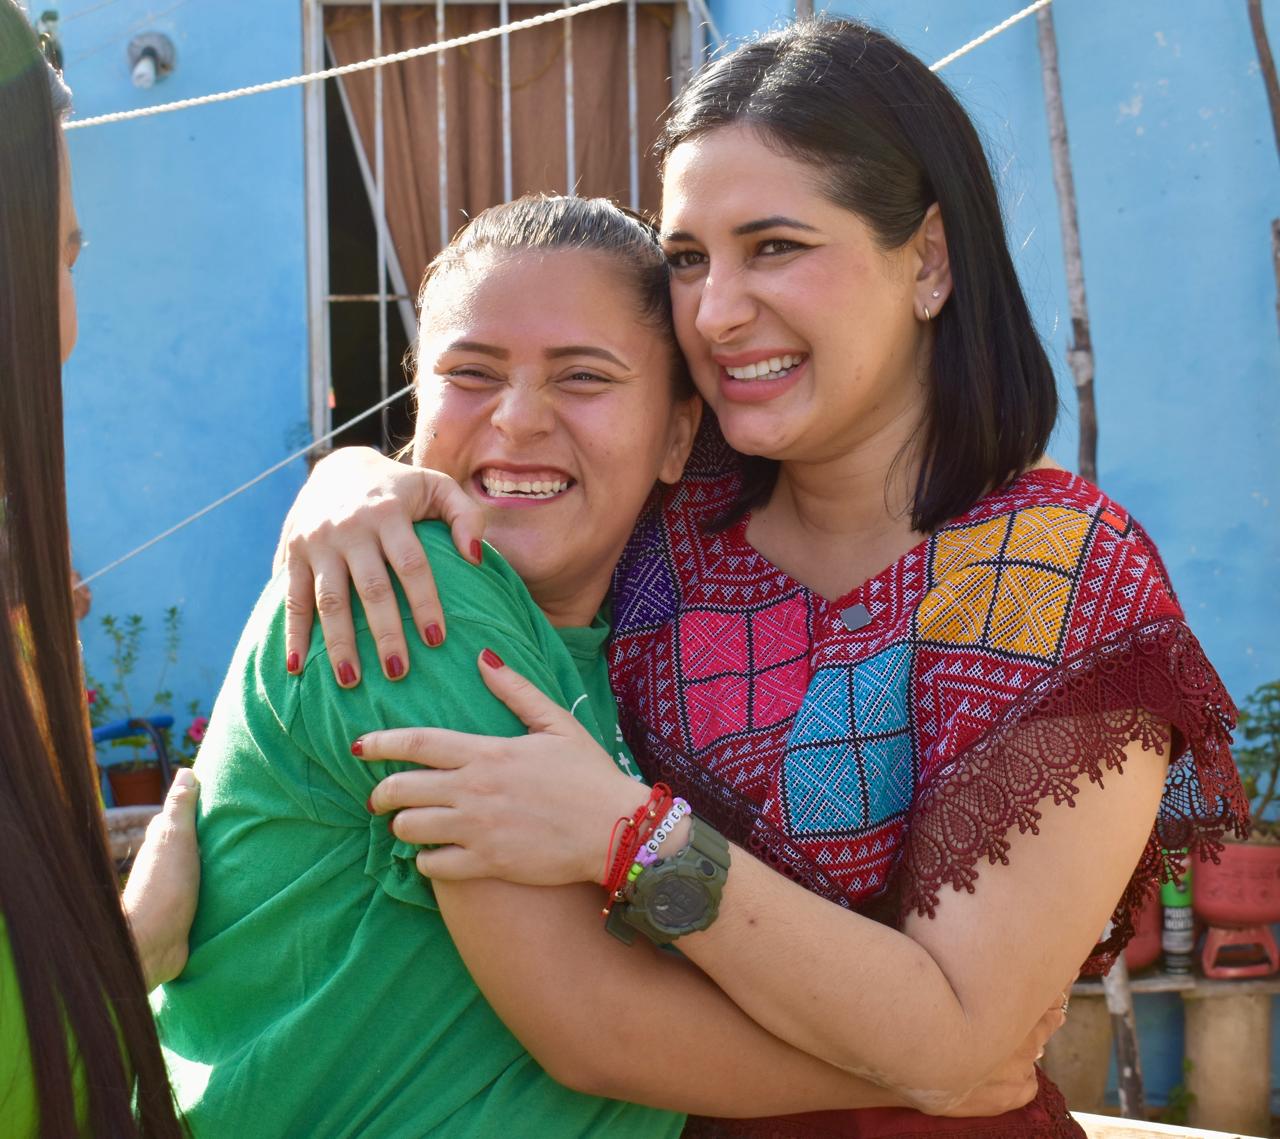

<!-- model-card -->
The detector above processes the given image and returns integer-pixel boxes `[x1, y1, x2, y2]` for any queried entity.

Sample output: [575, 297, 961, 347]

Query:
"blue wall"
[57, 1, 309, 743]
[709, 0, 1280, 1110]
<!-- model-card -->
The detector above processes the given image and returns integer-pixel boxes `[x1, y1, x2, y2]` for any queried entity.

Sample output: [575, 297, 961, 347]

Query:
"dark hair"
[0, 4, 182, 1134]
[419, 194, 692, 396]
[658, 18, 1059, 533]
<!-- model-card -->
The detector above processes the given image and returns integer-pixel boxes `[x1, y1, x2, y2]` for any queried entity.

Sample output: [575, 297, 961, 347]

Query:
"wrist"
[590, 775, 658, 887]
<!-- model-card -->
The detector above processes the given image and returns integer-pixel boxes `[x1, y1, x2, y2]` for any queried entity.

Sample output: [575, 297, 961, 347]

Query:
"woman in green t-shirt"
[156, 194, 1050, 1137]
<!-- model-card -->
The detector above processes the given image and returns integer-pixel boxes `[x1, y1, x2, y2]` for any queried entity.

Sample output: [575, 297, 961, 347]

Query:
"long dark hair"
[658, 18, 1059, 533]
[0, 5, 182, 1134]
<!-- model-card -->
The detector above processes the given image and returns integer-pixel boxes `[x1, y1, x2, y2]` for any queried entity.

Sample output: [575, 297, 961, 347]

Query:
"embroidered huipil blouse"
[609, 423, 1248, 1138]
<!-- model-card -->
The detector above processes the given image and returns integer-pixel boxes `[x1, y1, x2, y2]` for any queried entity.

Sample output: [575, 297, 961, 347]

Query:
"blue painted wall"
[709, 0, 1280, 1110]
[55, 1, 309, 747]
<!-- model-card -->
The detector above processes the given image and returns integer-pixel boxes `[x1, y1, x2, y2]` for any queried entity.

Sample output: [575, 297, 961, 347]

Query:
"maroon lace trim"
[895, 617, 1248, 973]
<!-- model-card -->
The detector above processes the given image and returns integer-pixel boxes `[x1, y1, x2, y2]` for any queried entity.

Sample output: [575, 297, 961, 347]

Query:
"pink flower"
[187, 716, 209, 744]
[86, 689, 97, 705]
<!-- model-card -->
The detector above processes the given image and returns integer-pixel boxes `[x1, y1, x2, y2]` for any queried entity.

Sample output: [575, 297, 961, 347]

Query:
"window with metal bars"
[302, 0, 719, 455]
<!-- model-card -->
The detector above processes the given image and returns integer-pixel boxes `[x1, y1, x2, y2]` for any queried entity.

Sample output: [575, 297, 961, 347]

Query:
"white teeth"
[481, 473, 571, 499]
[724, 354, 804, 381]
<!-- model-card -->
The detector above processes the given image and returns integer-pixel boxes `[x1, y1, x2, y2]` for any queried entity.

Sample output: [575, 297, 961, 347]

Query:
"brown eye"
[665, 249, 704, 270]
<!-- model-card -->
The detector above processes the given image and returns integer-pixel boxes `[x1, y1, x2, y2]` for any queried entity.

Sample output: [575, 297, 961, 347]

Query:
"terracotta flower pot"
[1123, 892, 1162, 972]
[107, 764, 164, 807]
[1193, 839, 1280, 927]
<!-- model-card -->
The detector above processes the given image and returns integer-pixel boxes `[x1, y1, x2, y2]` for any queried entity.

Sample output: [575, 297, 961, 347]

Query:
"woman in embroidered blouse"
[277, 20, 1246, 1138]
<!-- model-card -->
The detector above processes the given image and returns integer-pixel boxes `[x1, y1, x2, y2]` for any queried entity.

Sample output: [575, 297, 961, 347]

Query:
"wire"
[930, 0, 1053, 72]
[64, 0, 627, 131]
[77, 384, 415, 588]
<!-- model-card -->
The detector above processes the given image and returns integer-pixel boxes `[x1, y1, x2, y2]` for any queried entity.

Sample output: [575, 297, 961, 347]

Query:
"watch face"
[651, 877, 709, 928]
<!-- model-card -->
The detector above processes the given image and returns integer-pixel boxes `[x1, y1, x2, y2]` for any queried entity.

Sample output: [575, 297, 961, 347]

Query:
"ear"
[657, 395, 703, 486]
[912, 203, 952, 321]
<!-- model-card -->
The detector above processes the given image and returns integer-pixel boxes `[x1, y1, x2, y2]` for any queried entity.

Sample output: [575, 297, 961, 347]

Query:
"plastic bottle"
[1161, 851, 1194, 975]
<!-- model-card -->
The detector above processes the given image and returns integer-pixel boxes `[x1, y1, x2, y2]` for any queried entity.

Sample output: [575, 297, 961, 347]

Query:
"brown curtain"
[326, 4, 673, 294]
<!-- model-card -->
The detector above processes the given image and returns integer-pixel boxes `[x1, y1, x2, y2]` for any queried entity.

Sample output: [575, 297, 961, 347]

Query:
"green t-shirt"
[154, 523, 682, 1139]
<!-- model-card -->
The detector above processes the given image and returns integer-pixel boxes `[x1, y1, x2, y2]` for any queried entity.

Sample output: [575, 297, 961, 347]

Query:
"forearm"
[674, 742, 1167, 1103]
[674, 853, 984, 1101]
[435, 878, 910, 1116]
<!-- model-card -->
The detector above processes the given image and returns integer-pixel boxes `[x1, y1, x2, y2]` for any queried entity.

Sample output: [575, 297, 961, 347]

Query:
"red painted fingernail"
[470, 539, 483, 564]
[287, 650, 301, 674]
[386, 654, 404, 679]
[365, 795, 374, 813]
[338, 661, 356, 687]
[425, 623, 443, 648]
[351, 738, 364, 757]
[481, 647, 504, 670]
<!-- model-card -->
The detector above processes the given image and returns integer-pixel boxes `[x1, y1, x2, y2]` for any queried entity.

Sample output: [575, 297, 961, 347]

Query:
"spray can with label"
[1161, 851, 1194, 974]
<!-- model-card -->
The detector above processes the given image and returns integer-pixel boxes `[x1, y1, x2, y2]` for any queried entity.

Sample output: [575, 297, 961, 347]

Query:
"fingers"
[379, 522, 446, 655]
[416, 844, 488, 881]
[476, 649, 579, 735]
[345, 544, 412, 682]
[162, 767, 200, 824]
[310, 553, 361, 687]
[418, 470, 487, 568]
[355, 726, 476, 772]
[368, 767, 455, 816]
[282, 553, 317, 677]
[144, 767, 200, 846]
[386, 805, 460, 846]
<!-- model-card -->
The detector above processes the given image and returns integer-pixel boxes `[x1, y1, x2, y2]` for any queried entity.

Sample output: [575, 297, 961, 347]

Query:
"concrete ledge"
[104, 805, 161, 863]
[1073, 1112, 1261, 1138]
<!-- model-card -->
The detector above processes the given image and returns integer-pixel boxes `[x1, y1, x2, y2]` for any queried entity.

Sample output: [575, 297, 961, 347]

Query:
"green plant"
[1161, 1057, 1196, 1125]
[85, 606, 205, 765]
[1235, 680, 1280, 841]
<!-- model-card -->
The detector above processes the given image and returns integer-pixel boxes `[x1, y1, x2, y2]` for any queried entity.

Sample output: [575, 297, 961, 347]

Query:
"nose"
[490, 382, 554, 441]
[693, 262, 755, 345]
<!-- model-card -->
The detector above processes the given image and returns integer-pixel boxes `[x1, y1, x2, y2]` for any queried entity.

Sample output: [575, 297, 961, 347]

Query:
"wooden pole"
[1247, 0, 1280, 335]
[1101, 950, 1147, 1120]
[1040, 7, 1144, 1114]
[1036, 7, 1098, 484]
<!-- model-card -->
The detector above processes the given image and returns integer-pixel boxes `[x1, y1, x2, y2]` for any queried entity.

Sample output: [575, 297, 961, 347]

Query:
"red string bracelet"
[601, 783, 672, 918]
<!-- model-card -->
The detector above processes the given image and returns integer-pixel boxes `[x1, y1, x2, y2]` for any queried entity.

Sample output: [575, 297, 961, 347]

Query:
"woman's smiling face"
[661, 124, 930, 467]
[414, 248, 699, 625]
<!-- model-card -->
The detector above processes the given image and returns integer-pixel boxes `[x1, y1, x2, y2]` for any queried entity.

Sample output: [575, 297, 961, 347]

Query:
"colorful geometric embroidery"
[914, 506, 1093, 664]
[609, 422, 1244, 938]
[782, 643, 915, 837]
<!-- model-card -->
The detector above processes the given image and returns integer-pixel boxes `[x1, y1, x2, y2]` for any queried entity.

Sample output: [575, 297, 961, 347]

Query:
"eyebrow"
[442, 341, 628, 369]
[545, 345, 626, 368]
[65, 228, 83, 254]
[662, 215, 820, 243]
[444, 339, 508, 358]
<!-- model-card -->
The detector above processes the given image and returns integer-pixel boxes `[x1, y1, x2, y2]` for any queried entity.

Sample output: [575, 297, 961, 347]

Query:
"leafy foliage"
[84, 606, 206, 768]
[1235, 680, 1280, 840]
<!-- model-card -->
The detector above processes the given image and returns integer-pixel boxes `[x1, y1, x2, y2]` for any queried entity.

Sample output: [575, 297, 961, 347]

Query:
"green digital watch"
[605, 817, 731, 946]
